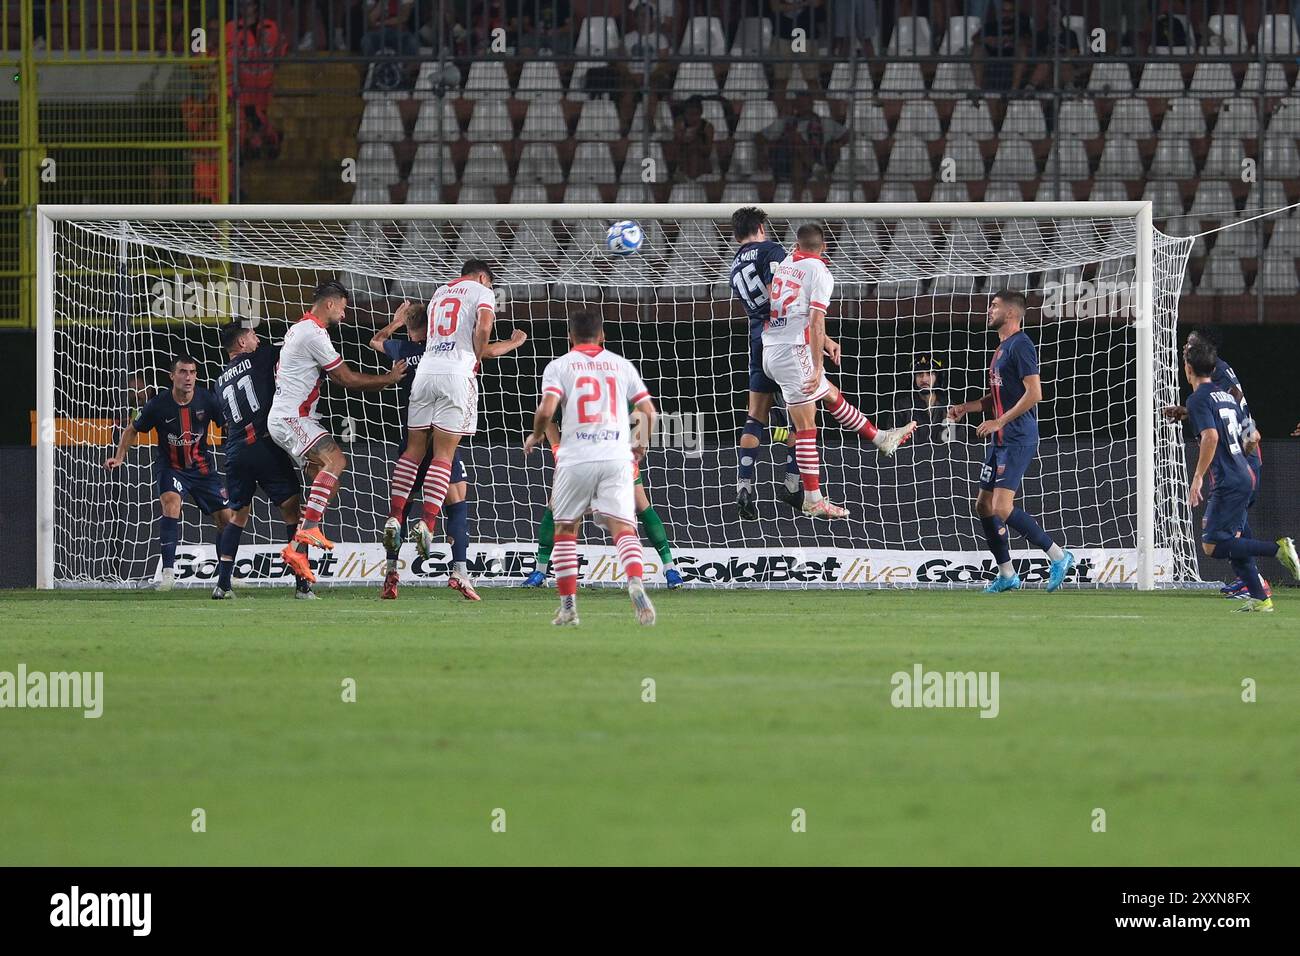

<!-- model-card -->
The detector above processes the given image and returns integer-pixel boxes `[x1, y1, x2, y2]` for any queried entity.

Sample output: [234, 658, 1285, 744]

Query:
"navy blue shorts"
[225, 440, 302, 511]
[1202, 482, 1253, 544]
[155, 467, 230, 515]
[748, 334, 777, 394]
[979, 442, 1036, 493]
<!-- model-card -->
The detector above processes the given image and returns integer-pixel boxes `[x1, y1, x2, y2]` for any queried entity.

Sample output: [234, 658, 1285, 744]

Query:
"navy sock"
[1007, 507, 1055, 553]
[1241, 516, 1253, 540]
[1231, 557, 1268, 600]
[1228, 538, 1278, 560]
[446, 500, 469, 564]
[979, 515, 1012, 567]
[159, 515, 179, 569]
[785, 444, 800, 477]
[738, 417, 764, 483]
[217, 523, 244, 590]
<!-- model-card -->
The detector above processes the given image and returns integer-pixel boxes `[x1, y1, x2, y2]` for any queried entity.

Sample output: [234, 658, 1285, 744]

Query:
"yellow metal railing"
[3, 0, 229, 327]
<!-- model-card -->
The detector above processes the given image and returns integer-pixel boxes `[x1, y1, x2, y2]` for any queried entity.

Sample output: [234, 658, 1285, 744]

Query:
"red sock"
[828, 393, 878, 440]
[614, 531, 644, 581]
[388, 453, 421, 520]
[420, 458, 453, 525]
[303, 471, 338, 524]
[553, 533, 579, 597]
[794, 428, 820, 493]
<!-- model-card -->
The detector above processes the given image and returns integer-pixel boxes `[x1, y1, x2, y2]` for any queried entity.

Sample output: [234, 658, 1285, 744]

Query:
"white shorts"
[551, 459, 636, 525]
[408, 373, 478, 435]
[762, 342, 831, 406]
[268, 415, 329, 467]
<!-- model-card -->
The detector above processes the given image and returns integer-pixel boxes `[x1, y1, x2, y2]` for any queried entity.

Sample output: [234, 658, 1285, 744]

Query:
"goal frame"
[35, 201, 1158, 591]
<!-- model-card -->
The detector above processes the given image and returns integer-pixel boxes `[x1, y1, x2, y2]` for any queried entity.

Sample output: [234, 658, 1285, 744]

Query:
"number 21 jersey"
[541, 344, 651, 466]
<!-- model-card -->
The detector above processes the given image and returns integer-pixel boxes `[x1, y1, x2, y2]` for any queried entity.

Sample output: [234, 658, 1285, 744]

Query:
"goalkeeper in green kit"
[523, 410, 685, 589]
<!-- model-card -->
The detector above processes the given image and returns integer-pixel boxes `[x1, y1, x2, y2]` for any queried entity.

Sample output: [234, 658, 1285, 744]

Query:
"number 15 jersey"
[416, 278, 496, 379]
[761, 251, 834, 347]
[541, 344, 651, 466]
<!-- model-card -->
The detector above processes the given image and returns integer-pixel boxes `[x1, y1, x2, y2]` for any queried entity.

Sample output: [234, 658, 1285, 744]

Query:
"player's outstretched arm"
[104, 423, 139, 469]
[327, 359, 406, 392]
[947, 393, 993, 422]
[368, 300, 416, 355]
[523, 393, 560, 456]
[1161, 404, 1189, 422]
[483, 329, 527, 360]
[471, 304, 495, 362]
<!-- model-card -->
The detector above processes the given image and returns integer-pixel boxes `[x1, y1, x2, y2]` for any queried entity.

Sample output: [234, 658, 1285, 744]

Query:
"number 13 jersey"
[416, 278, 497, 379]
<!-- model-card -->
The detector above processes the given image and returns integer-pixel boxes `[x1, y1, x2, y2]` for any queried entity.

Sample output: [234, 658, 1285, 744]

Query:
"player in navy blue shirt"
[369, 300, 527, 601]
[948, 290, 1075, 594]
[1163, 329, 1264, 597]
[728, 205, 805, 520]
[1184, 339, 1299, 611]
[105, 354, 232, 589]
[211, 323, 314, 600]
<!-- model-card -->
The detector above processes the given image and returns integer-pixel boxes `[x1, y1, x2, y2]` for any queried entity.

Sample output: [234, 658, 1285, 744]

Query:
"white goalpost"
[36, 202, 1199, 590]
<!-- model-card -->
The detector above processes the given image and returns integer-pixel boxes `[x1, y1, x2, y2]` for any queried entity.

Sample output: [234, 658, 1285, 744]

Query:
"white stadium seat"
[357, 99, 404, 143]
[515, 61, 564, 100]
[463, 61, 510, 99]
[679, 16, 727, 55]
[575, 17, 620, 56]
[1160, 98, 1206, 138]
[515, 143, 564, 184]
[948, 99, 996, 140]
[461, 143, 510, 184]
[466, 99, 513, 141]
[887, 16, 933, 55]
[573, 99, 622, 141]
[938, 15, 982, 55]
[1108, 98, 1153, 137]
[412, 98, 460, 142]
[1000, 100, 1047, 139]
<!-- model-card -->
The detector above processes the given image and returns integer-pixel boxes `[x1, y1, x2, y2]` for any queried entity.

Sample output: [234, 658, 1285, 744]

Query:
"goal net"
[37, 202, 1198, 589]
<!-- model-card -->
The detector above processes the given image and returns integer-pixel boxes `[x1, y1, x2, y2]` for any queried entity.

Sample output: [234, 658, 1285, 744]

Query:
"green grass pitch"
[0, 587, 1296, 866]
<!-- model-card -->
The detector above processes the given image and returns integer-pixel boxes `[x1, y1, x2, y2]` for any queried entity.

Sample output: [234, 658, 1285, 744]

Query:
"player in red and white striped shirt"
[523, 310, 657, 627]
[763, 223, 915, 519]
[268, 280, 406, 585]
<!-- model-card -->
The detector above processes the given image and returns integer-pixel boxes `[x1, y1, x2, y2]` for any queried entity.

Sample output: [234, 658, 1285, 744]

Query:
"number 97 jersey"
[541, 344, 651, 466]
[417, 277, 497, 378]
[761, 252, 834, 347]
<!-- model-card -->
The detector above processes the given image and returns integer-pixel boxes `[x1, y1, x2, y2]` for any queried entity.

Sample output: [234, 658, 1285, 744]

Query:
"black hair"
[796, 222, 825, 249]
[1185, 338, 1218, 377]
[171, 354, 199, 372]
[221, 322, 253, 354]
[991, 289, 1027, 313]
[568, 309, 602, 344]
[312, 280, 350, 304]
[461, 259, 496, 283]
[731, 206, 769, 242]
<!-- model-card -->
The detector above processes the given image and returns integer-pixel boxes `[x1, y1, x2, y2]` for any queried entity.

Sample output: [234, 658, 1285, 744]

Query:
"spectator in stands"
[756, 95, 847, 197]
[361, 0, 420, 58]
[1147, 0, 1200, 51]
[672, 95, 716, 181]
[514, 1, 574, 55]
[225, 0, 287, 161]
[832, 0, 878, 58]
[771, 0, 826, 89]
[975, 0, 1033, 92]
[623, 0, 675, 88]
[1027, 0, 1088, 90]
[182, 68, 223, 204]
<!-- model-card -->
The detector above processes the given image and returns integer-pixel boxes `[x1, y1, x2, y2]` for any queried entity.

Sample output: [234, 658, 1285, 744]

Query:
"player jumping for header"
[267, 280, 407, 584]
[371, 298, 527, 600]
[383, 259, 496, 562]
[728, 205, 805, 519]
[523, 309, 658, 627]
[947, 290, 1075, 593]
[1183, 337, 1299, 612]
[762, 222, 916, 519]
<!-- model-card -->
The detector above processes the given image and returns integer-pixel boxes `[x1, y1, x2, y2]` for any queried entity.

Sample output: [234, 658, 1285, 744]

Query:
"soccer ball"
[605, 220, 644, 256]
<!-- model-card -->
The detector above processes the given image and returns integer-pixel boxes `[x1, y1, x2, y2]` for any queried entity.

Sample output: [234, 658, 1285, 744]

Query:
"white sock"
[999, 562, 1015, 577]
[454, 560, 468, 575]
[738, 478, 754, 492]
[1047, 544, 1065, 562]
[784, 474, 800, 493]
[662, 561, 675, 573]
[805, 488, 823, 503]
